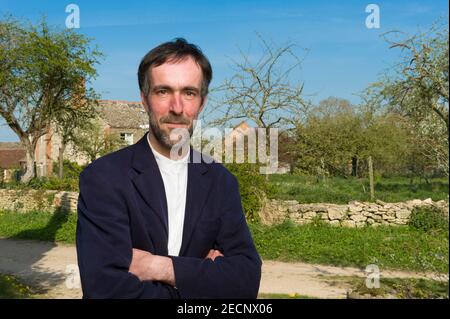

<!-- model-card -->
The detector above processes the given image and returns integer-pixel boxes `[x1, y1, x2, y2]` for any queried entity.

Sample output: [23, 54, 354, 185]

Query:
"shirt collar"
[147, 133, 189, 171]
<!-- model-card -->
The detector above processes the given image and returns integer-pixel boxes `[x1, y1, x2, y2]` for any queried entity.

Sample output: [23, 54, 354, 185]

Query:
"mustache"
[160, 115, 190, 125]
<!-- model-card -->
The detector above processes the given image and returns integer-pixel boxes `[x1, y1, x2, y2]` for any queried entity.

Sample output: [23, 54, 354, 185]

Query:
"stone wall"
[0, 189, 78, 213]
[1, 188, 448, 228]
[259, 198, 449, 227]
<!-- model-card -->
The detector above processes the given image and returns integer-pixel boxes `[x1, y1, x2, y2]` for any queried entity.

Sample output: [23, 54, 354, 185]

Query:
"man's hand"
[205, 249, 224, 261]
[129, 248, 176, 286]
[129, 248, 223, 286]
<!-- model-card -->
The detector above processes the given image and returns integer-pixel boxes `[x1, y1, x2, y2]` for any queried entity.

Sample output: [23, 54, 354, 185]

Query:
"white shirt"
[147, 135, 189, 256]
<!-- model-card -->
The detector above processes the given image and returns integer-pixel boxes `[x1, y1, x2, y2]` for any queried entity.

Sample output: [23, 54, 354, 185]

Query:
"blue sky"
[0, 0, 448, 141]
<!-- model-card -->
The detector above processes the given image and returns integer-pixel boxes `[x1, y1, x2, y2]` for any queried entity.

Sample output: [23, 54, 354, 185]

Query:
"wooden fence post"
[368, 156, 375, 201]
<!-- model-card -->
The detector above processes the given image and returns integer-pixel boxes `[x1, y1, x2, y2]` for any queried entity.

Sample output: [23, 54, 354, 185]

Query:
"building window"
[120, 133, 134, 145]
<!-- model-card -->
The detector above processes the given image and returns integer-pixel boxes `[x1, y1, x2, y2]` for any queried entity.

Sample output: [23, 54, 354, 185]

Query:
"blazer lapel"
[131, 134, 169, 239]
[179, 149, 213, 256]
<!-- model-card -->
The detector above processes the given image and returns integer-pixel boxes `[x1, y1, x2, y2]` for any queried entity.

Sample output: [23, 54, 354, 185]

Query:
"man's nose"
[169, 92, 183, 114]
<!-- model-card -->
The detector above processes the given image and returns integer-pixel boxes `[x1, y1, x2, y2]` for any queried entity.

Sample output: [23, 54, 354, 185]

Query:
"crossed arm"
[129, 248, 223, 287]
[76, 166, 261, 299]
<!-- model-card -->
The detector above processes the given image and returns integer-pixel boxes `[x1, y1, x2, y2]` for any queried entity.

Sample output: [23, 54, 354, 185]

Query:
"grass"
[0, 274, 35, 299]
[0, 210, 448, 274]
[249, 220, 449, 274]
[258, 277, 449, 299]
[0, 210, 77, 243]
[268, 175, 449, 204]
[346, 276, 449, 299]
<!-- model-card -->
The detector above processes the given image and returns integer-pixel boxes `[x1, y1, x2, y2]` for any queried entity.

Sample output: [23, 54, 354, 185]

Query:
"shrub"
[408, 206, 448, 232]
[52, 160, 84, 180]
[26, 176, 79, 191]
[225, 163, 274, 223]
[1, 161, 82, 191]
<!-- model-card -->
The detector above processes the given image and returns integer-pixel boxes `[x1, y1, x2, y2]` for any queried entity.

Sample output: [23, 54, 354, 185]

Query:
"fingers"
[205, 249, 215, 259]
[211, 250, 224, 260]
[205, 249, 224, 261]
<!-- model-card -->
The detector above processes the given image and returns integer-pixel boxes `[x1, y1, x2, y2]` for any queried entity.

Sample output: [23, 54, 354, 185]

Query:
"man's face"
[141, 56, 206, 152]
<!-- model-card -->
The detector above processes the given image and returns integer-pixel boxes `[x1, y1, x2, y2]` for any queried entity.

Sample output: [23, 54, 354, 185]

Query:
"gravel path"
[0, 238, 446, 299]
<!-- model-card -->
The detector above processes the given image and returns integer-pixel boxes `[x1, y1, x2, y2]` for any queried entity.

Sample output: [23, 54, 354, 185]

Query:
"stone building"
[224, 121, 291, 173]
[97, 100, 148, 146]
[0, 100, 149, 179]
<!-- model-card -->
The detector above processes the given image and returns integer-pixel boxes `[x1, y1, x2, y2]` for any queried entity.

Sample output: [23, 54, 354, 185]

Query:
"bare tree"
[367, 21, 449, 175]
[380, 22, 449, 133]
[207, 34, 310, 130]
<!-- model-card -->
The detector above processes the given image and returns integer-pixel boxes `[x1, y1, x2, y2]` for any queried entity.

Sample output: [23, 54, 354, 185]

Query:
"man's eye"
[185, 91, 196, 97]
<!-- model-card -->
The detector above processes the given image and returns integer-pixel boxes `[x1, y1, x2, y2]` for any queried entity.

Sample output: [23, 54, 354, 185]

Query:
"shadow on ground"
[0, 194, 73, 296]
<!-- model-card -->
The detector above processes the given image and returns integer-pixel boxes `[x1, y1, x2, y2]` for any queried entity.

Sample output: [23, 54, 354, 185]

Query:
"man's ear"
[140, 91, 150, 114]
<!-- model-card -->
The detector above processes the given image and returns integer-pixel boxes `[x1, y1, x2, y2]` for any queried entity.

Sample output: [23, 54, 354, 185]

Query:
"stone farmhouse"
[0, 100, 149, 180]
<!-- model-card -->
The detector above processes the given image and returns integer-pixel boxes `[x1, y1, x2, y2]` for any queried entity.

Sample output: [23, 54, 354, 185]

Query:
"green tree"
[291, 97, 414, 178]
[73, 118, 127, 163]
[292, 97, 362, 176]
[0, 16, 102, 182]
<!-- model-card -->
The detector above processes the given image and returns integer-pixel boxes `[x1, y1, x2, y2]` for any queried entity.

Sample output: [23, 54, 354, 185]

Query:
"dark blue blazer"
[76, 133, 262, 299]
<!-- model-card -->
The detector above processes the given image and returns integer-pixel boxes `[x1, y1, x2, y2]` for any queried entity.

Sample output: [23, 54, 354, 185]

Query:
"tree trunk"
[58, 141, 66, 179]
[20, 138, 36, 183]
[351, 156, 358, 177]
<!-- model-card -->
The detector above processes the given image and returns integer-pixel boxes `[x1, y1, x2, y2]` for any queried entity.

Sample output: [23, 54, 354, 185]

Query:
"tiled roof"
[0, 142, 24, 150]
[98, 100, 149, 129]
[0, 149, 26, 169]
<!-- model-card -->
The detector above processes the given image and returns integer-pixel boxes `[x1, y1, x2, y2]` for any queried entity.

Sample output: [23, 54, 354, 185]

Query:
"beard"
[148, 110, 193, 151]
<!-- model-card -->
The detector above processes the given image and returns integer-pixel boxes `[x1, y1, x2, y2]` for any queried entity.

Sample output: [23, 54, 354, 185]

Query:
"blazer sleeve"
[76, 166, 179, 299]
[170, 172, 262, 298]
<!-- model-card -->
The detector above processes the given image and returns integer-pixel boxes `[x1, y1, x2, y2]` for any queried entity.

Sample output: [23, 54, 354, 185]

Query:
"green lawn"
[249, 221, 448, 274]
[268, 175, 449, 204]
[0, 210, 447, 274]
[0, 210, 77, 243]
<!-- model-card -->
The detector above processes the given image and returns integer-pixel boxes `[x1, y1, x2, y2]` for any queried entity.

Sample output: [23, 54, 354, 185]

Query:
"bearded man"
[76, 38, 262, 299]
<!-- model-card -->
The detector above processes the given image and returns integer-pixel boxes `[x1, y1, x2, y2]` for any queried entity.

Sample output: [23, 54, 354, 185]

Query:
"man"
[76, 38, 262, 298]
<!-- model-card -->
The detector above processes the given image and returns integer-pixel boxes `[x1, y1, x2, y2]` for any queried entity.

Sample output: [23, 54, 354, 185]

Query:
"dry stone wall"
[259, 198, 449, 227]
[0, 189, 78, 213]
[1, 189, 448, 229]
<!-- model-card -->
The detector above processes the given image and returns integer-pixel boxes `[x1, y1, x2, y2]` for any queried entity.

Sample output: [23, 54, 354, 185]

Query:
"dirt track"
[0, 238, 445, 299]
